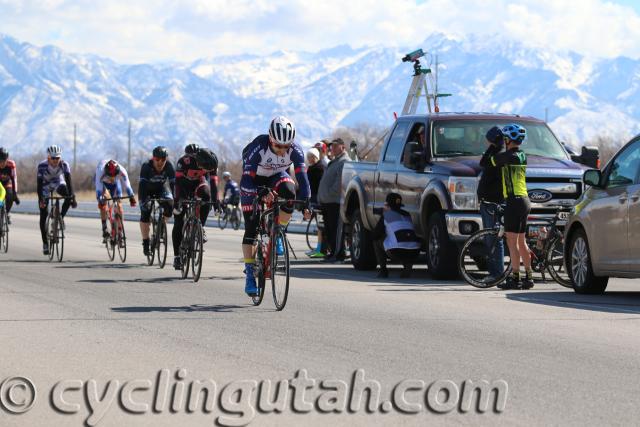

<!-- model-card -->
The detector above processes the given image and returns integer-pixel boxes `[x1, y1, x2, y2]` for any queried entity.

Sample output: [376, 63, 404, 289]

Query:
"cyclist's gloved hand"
[129, 196, 137, 207]
[14, 194, 20, 205]
[71, 196, 78, 209]
[173, 200, 182, 215]
[39, 198, 46, 209]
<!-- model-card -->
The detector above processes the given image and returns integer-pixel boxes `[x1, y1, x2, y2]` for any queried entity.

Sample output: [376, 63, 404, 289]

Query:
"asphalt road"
[1, 214, 640, 426]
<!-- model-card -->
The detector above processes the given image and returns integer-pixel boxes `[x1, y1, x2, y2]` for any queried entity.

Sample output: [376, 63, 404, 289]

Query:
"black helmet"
[0, 147, 8, 161]
[485, 126, 504, 145]
[185, 143, 199, 155]
[195, 148, 218, 171]
[152, 146, 168, 159]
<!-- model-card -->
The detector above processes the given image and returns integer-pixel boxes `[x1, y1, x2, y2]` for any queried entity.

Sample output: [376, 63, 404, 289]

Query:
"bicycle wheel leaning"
[0, 206, 8, 253]
[305, 212, 317, 251]
[545, 236, 572, 288]
[116, 214, 126, 263]
[271, 227, 290, 311]
[191, 223, 204, 283]
[459, 228, 511, 288]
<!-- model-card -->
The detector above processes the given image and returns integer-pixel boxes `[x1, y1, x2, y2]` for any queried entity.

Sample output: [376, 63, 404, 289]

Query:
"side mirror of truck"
[571, 146, 601, 169]
[403, 141, 424, 170]
[583, 169, 603, 188]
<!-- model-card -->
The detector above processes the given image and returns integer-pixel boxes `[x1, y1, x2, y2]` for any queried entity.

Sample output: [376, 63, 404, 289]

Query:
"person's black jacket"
[307, 161, 325, 204]
[478, 144, 504, 203]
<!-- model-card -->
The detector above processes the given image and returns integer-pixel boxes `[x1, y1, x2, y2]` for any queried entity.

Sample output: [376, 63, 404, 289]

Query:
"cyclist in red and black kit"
[0, 148, 20, 222]
[171, 145, 219, 270]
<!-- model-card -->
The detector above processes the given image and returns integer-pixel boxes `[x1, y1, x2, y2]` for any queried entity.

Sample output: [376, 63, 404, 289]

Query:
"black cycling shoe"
[498, 275, 522, 290]
[142, 239, 150, 256]
[377, 268, 389, 278]
[521, 276, 535, 289]
[42, 243, 49, 255]
[102, 229, 109, 244]
[173, 256, 182, 270]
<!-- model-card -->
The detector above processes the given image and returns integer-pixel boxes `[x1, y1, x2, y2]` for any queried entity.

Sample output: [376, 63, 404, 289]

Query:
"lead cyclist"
[240, 116, 311, 296]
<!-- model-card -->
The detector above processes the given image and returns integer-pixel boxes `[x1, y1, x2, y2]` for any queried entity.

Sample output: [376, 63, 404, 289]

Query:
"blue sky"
[0, 0, 638, 63]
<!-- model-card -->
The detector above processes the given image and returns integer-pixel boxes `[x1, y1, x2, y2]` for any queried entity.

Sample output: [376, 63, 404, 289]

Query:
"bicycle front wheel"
[252, 239, 268, 306]
[458, 228, 511, 288]
[106, 219, 115, 261]
[180, 223, 192, 279]
[0, 207, 8, 253]
[157, 219, 168, 268]
[116, 215, 126, 263]
[191, 224, 204, 283]
[271, 228, 290, 311]
[218, 212, 227, 230]
[546, 236, 572, 288]
[56, 217, 65, 262]
[146, 215, 157, 266]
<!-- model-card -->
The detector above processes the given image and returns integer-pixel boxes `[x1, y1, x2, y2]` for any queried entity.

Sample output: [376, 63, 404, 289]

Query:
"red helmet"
[104, 160, 120, 177]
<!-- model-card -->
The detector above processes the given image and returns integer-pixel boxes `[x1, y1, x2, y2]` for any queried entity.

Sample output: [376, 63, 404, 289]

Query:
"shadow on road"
[111, 304, 247, 313]
[507, 291, 640, 314]
[56, 263, 146, 269]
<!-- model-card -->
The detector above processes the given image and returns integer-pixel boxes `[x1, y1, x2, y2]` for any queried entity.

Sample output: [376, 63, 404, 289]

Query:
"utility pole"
[73, 123, 77, 173]
[127, 120, 131, 171]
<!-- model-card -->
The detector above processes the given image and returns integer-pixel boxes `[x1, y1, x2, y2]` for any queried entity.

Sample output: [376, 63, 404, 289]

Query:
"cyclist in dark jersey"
[139, 146, 175, 256]
[0, 148, 19, 222]
[488, 123, 533, 289]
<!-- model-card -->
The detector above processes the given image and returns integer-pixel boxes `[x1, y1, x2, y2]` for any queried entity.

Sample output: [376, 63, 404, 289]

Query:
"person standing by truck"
[488, 124, 533, 289]
[318, 138, 350, 262]
[478, 126, 505, 282]
[306, 147, 326, 258]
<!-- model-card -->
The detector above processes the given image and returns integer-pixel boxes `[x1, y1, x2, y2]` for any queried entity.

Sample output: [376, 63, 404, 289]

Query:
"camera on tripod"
[401, 49, 425, 63]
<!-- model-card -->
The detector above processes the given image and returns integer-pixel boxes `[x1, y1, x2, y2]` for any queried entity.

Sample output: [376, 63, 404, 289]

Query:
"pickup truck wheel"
[350, 209, 377, 270]
[569, 229, 608, 294]
[426, 212, 458, 279]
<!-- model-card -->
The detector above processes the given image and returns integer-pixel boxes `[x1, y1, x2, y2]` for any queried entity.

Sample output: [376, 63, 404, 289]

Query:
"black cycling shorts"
[504, 196, 531, 233]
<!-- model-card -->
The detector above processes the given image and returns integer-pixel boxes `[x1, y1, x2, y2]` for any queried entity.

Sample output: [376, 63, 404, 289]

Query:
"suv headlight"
[448, 177, 479, 210]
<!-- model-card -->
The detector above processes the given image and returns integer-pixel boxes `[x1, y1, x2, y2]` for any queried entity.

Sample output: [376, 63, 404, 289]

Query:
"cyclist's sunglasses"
[153, 156, 167, 161]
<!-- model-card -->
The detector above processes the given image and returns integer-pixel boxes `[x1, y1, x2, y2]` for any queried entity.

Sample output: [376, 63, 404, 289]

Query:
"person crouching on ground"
[372, 193, 421, 278]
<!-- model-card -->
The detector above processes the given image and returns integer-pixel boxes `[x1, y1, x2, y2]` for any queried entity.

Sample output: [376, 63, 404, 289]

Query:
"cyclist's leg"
[139, 195, 152, 240]
[195, 182, 211, 226]
[39, 197, 49, 245]
[57, 185, 71, 217]
[479, 202, 504, 276]
[98, 183, 111, 236]
[269, 172, 297, 225]
[242, 206, 259, 295]
[5, 188, 14, 214]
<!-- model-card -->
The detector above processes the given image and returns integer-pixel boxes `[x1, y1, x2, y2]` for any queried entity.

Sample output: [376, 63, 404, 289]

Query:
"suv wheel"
[426, 212, 457, 279]
[569, 229, 608, 294]
[350, 209, 377, 270]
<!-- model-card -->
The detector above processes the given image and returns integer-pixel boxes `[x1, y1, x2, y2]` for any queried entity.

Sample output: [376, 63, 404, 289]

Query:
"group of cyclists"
[1, 116, 312, 298]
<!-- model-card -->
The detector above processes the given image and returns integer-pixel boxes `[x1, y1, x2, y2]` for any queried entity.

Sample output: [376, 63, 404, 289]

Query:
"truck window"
[401, 123, 426, 163]
[383, 121, 410, 164]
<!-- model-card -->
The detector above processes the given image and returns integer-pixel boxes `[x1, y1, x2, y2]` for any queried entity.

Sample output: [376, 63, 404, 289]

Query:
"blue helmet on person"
[502, 124, 526, 144]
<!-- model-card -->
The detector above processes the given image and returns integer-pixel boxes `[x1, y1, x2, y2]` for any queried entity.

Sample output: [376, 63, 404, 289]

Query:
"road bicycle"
[0, 203, 8, 253]
[179, 198, 213, 283]
[44, 195, 73, 262]
[103, 196, 128, 263]
[145, 198, 169, 268]
[250, 189, 307, 311]
[458, 202, 572, 288]
[217, 202, 242, 231]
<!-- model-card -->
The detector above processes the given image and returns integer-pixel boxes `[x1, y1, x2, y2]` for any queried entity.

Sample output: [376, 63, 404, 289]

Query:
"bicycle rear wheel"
[0, 207, 8, 253]
[191, 224, 204, 283]
[252, 239, 268, 306]
[546, 236, 572, 288]
[116, 215, 126, 263]
[458, 229, 511, 288]
[157, 219, 168, 268]
[305, 213, 317, 251]
[271, 228, 290, 311]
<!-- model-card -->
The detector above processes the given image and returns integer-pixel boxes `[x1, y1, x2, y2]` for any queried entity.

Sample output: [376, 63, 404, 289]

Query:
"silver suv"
[564, 134, 640, 293]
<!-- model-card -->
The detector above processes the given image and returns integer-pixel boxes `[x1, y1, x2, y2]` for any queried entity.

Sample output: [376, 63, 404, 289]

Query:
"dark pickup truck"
[340, 112, 597, 278]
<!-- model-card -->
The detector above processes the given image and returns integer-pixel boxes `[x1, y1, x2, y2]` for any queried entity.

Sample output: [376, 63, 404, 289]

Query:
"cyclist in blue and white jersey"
[95, 159, 137, 242]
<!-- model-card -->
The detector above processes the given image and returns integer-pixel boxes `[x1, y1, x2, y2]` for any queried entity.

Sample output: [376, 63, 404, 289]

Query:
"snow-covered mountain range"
[0, 32, 638, 161]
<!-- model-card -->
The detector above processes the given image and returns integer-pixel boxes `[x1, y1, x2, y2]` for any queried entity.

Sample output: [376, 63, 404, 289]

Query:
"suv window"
[383, 121, 410, 164]
[605, 139, 640, 188]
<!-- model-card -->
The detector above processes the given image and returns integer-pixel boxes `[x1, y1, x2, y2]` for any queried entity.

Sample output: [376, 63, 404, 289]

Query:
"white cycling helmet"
[269, 116, 296, 146]
[222, 171, 231, 179]
[47, 145, 62, 157]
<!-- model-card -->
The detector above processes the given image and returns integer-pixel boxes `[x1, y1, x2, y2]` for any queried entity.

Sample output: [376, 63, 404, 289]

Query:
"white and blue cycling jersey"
[240, 134, 310, 207]
[37, 159, 71, 196]
[94, 160, 134, 201]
